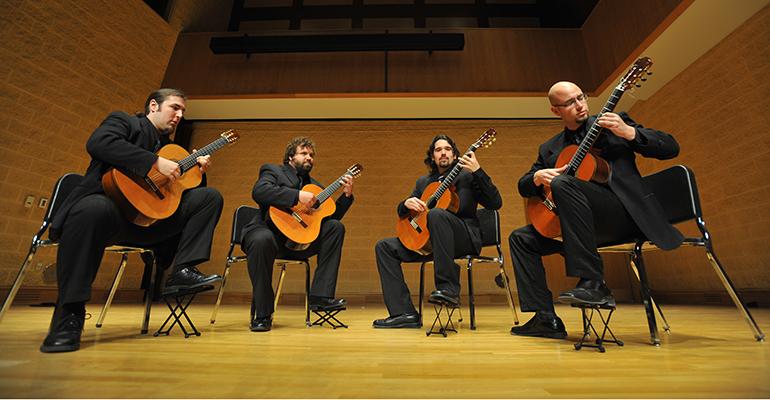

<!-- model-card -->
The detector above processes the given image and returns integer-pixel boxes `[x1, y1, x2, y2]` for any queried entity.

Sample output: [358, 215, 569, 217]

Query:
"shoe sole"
[40, 343, 80, 353]
[510, 330, 567, 339]
[373, 322, 422, 329]
[428, 298, 460, 308]
[557, 294, 614, 306]
[164, 277, 222, 291]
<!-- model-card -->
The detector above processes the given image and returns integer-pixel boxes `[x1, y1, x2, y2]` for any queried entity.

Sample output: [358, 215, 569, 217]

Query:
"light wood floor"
[0, 303, 768, 398]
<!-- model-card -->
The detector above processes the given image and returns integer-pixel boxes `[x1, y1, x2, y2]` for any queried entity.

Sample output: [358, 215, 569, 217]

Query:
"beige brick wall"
[628, 4, 770, 294]
[0, 0, 178, 291]
[189, 119, 634, 303]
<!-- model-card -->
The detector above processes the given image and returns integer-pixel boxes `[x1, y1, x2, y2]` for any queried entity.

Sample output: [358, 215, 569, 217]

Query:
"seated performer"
[241, 137, 354, 332]
[373, 134, 502, 328]
[508, 81, 683, 339]
[41, 88, 224, 353]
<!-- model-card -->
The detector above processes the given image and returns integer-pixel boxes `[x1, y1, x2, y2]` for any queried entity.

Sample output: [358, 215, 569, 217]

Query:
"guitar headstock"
[469, 128, 497, 152]
[346, 163, 363, 178]
[618, 57, 653, 91]
[221, 129, 240, 144]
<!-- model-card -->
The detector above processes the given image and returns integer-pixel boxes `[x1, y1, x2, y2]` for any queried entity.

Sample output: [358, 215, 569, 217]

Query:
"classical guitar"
[526, 57, 653, 239]
[269, 164, 363, 251]
[396, 129, 497, 255]
[102, 129, 239, 226]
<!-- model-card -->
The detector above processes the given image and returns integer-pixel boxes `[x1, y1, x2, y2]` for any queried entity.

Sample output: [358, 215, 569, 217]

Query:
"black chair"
[418, 208, 519, 331]
[598, 165, 765, 345]
[0, 173, 157, 334]
[210, 205, 311, 327]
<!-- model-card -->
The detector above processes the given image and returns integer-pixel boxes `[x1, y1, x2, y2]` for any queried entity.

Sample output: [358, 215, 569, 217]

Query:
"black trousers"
[375, 208, 476, 316]
[241, 219, 345, 318]
[56, 187, 224, 305]
[509, 175, 641, 313]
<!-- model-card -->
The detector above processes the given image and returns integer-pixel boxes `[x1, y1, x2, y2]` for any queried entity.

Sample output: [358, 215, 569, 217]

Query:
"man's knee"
[549, 174, 575, 196]
[322, 219, 345, 236]
[242, 229, 278, 254]
[67, 195, 120, 225]
[426, 208, 452, 226]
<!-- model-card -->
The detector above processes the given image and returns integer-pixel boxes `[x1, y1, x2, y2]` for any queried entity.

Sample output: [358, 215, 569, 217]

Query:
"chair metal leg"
[632, 243, 661, 346]
[274, 265, 287, 311]
[0, 246, 38, 323]
[304, 261, 311, 327]
[141, 253, 155, 335]
[499, 266, 519, 325]
[210, 262, 232, 324]
[698, 218, 765, 341]
[628, 259, 670, 332]
[419, 262, 425, 326]
[467, 260, 476, 330]
[96, 254, 128, 328]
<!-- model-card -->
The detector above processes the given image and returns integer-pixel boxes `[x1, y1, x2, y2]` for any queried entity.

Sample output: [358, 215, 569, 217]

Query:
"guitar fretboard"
[315, 172, 353, 204]
[566, 86, 625, 176]
[177, 136, 230, 173]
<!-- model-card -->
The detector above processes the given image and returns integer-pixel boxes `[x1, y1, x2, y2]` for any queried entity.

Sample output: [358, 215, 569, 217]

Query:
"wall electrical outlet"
[38, 197, 48, 209]
[24, 195, 35, 208]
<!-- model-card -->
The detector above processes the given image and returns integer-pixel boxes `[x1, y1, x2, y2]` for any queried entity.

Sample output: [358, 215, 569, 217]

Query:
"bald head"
[548, 81, 582, 105]
[547, 81, 589, 129]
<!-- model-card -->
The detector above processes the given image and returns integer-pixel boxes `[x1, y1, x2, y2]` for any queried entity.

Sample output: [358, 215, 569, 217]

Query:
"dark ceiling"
[226, 0, 599, 31]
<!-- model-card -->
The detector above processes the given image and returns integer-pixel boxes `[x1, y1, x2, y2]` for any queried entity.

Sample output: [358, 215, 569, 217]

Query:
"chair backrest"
[230, 205, 260, 245]
[476, 208, 501, 247]
[642, 165, 701, 224]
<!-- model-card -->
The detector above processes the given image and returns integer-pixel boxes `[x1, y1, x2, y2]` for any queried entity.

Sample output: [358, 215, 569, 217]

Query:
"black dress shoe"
[510, 313, 567, 339]
[40, 310, 85, 353]
[558, 279, 614, 306]
[250, 315, 272, 332]
[165, 266, 222, 291]
[309, 296, 346, 311]
[428, 290, 459, 307]
[373, 313, 421, 328]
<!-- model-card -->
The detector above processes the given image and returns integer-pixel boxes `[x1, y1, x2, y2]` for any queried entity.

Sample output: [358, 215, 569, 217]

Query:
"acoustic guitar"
[102, 129, 239, 226]
[396, 129, 497, 255]
[526, 57, 653, 238]
[269, 164, 363, 251]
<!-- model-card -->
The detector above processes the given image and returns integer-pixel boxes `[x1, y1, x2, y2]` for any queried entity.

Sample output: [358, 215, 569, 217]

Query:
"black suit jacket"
[398, 167, 502, 254]
[50, 112, 164, 240]
[241, 163, 354, 241]
[518, 112, 683, 250]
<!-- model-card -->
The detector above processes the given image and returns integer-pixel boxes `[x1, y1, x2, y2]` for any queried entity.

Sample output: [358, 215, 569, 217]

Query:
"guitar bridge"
[409, 218, 423, 233]
[292, 211, 308, 228]
[143, 176, 165, 200]
[543, 198, 557, 214]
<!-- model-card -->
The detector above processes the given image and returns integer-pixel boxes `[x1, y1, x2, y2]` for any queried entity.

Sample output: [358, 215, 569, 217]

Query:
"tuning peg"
[635, 83, 642, 87]
[640, 77, 647, 81]
[647, 71, 653, 75]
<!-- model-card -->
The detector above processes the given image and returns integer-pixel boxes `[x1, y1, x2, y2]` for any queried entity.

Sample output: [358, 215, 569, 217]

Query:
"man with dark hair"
[372, 135, 502, 328]
[41, 88, 224, 353]
[508, 81, 682, 339]
[241, 136, 354, 332]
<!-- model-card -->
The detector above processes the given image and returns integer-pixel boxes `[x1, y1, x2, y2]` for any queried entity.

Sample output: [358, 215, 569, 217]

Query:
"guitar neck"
[427, 144, 477, 207]
[566, 86, 625, 175]
[315, 172, 352, 203]
[177, 136, 229, 173]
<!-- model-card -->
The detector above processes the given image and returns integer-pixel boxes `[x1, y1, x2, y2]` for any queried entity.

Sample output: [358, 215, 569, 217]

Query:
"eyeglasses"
[552, 93, 588, 108]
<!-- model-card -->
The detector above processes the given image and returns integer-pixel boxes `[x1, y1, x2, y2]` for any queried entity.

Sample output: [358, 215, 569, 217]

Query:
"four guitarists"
[372, 135, 502, 328]
[241, 137, 353, 332]
[509, 81, 682, 339]
[36, 78, 681, 351]
[41, 89, 224, 353]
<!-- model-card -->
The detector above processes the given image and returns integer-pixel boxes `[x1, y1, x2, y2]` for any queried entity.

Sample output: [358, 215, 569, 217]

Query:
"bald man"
[507, 81, 683, 339]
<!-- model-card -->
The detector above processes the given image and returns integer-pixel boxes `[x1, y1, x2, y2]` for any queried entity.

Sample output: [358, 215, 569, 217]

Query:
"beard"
[294, 160, 313, 175]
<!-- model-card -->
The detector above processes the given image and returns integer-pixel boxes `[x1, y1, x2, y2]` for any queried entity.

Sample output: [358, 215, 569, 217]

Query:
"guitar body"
[526, 144, 610, 238]
[102, 144, 202, 227]
[396, 181, 460, 255]
[269, 184, 337, 250]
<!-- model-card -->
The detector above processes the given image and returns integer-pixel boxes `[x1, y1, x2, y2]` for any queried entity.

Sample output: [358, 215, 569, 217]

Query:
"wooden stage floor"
[0, 303, 768, 398]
